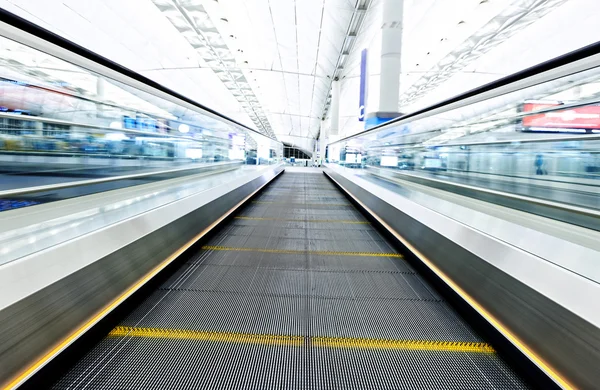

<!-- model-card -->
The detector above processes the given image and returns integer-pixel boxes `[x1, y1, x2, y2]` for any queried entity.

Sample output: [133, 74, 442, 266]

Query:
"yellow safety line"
[267, 186, 338, 191]
[2, 170, 285, 390]
[235, 216, 370, 224]
[109, 326, 495, 354]
[109, 327, 304, 347]
[324, 172, 574, 389]
[202, 245, 403, 258]
[252, 201, 351, 207]
[311, 337, 495, 354]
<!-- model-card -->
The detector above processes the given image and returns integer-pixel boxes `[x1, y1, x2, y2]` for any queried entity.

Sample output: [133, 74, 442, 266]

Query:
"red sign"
[522, 102, 600, 130]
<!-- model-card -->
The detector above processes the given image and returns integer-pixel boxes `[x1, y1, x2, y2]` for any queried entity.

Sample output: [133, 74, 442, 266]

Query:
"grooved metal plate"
[53, 171, 528, 389]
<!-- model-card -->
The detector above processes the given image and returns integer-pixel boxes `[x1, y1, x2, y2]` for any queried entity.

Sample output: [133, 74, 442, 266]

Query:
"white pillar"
[96, 77, 105, 117]
[96, 77, 105, 98]
[330, 79, 340, 136]
[319, 122, 327, 165]
[378, 0, 403, 112]
[35, 120, 43, 136]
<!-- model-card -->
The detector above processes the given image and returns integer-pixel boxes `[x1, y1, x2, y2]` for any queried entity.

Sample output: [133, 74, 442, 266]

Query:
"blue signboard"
[359, 49, 367, 121]
[123, 116, 136, 130]
[123, 115, 158, 131]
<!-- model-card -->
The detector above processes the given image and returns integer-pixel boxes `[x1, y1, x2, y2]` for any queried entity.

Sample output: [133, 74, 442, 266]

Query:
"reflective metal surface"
[0, 11, 289, 390]
[324, 165, 600, 389]
[50, 171, 527, 390]
[327, 52, 600, 225]
[345, 165, 600, 283]
[0, 165, 283, 389]
[0, 164, 275, 267]
[0, 23, 283, 213]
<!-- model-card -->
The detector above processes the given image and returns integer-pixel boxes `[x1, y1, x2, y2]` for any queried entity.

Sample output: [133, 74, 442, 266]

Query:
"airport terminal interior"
[0, 0, 599, 389]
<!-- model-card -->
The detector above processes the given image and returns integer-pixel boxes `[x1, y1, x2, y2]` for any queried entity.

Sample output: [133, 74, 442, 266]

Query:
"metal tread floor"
[52, 170, 528, 389]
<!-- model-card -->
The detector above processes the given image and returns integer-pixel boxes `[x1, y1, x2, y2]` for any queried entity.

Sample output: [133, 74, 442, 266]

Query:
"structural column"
[96, 77, 105, 118]
[379, 0, 403, 112]
[365, 0, 403, 129]
[319, 120, 328, 165]
[35, 120, 43, 136]
[330, 79, 340, 137]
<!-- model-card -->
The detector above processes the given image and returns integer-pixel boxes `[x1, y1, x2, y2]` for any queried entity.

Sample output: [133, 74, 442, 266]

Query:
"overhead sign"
[123, 115, 158, 131]
[522, 101, 600, 131]
[359, 49, 367, 121]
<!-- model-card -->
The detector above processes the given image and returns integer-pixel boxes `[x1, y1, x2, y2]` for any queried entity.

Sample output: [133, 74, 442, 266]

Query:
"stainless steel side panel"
[0, 165, 283, 388]
[366, 166, 600, 232]
[325, 168, 600, 390]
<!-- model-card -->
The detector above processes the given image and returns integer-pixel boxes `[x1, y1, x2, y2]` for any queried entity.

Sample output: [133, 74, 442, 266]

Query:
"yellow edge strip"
[324, 172, 574, 389]
[202, 245, 403, 258]
[109, 326, 495, 354]
[110, 327, 304, 347]
[311, 337, 495, 353]
[252, 201, 351, 207]
[2, 170, 285, 390]
[235, 216, 369, 224]
[267, 187, 338, 191]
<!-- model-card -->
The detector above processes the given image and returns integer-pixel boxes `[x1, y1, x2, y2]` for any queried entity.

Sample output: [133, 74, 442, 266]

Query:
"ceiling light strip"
[320, 0, 372, 123]
[400, 0, 569, 108]
[152, 0, 276, 138]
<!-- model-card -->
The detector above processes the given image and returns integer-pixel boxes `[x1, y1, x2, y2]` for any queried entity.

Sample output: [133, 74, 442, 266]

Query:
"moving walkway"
[49, 170, 527, 389]
[0, 8, 599, 390]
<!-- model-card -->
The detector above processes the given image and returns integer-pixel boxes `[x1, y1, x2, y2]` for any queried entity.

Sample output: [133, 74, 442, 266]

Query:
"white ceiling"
[0, 0, 591, 152]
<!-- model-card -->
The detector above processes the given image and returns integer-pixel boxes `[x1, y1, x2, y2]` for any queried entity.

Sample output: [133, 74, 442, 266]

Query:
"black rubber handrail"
[0, 8, 277, 141]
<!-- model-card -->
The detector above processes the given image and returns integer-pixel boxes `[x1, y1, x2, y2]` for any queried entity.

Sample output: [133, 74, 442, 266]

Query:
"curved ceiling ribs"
[152, 0, 359, 151]
[399, 0, 569, 108]
[151, 0, 277, 139]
